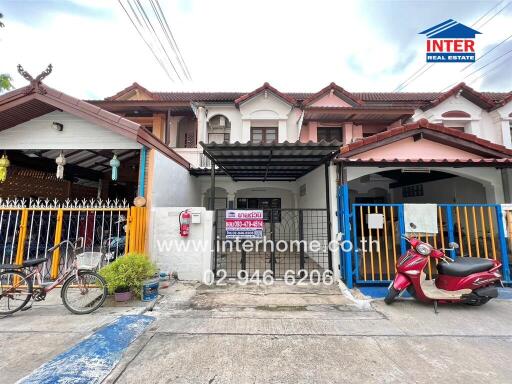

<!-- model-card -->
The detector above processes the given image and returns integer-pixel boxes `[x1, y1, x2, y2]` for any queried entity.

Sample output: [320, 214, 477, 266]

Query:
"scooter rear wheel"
[385, 286, 400, 304]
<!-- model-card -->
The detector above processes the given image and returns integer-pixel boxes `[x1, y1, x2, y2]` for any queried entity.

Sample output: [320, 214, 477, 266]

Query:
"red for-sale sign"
[225, 210, 264, 239]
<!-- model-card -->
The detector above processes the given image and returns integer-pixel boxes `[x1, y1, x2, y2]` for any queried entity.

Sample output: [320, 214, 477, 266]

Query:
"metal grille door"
[214, 209, 331, 278]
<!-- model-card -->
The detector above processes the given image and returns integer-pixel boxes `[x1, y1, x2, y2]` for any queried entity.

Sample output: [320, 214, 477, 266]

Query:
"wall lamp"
[52, 122, 64, 131]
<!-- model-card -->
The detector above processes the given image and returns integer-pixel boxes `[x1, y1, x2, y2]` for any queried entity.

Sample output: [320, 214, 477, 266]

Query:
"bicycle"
[0, 237, 108, 315]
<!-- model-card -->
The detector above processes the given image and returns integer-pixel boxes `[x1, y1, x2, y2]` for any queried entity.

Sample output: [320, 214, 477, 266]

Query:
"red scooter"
[385, 235, 502, 310]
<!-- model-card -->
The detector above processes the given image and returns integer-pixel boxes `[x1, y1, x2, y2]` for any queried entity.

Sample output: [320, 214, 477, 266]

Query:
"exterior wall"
[204, 105, 242, 143]
[358, 137, 484, 160]
[495, 102, 512, 149]
[346, 166, 505, 204]
[150, 151, 201, 207]
[0, 111, 141, 150]
[195, 93, 303, 146]
[413, 95, 505, 146]
[149, 206, 213, 282]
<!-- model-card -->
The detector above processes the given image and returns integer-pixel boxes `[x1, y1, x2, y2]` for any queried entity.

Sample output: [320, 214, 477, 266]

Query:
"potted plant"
[100, 253, 157, 301]
[114, 285, 132, 302]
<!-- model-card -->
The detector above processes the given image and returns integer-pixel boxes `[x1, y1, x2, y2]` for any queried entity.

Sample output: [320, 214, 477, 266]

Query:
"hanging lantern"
[109, 154, 120, 181]
[55, 151, 66, 179]
[0, 153, 10, 183]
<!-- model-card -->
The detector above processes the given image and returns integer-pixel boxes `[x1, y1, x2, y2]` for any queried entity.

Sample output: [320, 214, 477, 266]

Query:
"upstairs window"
[317, 127, 343, 142]
[251, 127, 278, 143]
[207, 115, 231, 143]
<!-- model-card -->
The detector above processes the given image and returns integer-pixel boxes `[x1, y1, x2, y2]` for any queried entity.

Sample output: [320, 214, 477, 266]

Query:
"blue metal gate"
[338, 187, 511, 287]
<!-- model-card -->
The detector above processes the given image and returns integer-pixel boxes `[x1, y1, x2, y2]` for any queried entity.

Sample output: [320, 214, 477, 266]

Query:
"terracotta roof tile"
[234, 82, 297, 106]
[339, 118, 512, 158]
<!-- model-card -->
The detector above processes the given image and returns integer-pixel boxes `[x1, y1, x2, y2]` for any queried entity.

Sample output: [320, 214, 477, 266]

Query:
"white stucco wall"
[201, 92, 303, 144]
[0, 111, 141, 150]
[412, 95, 505, 146]
[149, 207, 213, 282]
[150, 151, 201, 207]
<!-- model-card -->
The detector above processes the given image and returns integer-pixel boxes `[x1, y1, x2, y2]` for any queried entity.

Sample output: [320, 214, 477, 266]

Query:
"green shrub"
[100, 253, 157, 298]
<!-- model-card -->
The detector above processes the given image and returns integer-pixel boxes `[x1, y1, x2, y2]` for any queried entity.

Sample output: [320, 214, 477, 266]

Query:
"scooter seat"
[437, 257, 495, 277]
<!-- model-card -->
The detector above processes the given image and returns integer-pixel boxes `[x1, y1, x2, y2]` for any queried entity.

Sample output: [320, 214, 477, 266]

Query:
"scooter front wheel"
[384, 286, 400, 304]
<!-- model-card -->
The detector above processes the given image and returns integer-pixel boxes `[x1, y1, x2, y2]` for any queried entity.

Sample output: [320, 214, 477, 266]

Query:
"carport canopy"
[199, 140, 341, 181]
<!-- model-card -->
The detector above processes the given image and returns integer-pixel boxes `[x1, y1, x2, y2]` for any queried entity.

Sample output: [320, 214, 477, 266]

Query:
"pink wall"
[311, 93, 351, 107]
[357, 137, 483, 160]
[300, 121, 317, 142]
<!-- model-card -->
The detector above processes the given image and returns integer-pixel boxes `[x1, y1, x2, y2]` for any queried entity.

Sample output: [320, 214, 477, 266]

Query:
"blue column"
[138, 147, 147, 197]
[446, 206, 456, 259]
[496, 205, 510, 282]
[341, 183, 353, 288]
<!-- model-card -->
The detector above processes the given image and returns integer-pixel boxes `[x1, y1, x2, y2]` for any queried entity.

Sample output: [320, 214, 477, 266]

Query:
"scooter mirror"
[448, 242, 459, 249]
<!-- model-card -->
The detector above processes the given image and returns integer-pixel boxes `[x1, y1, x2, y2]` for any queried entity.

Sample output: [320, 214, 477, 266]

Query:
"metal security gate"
[214, 209, 332, 278]
[338, 195, 511, 286]
[0, 198, 147, 282]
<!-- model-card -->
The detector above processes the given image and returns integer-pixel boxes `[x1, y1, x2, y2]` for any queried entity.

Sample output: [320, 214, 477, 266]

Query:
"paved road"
[0, 290, 147, 384]
[108, 282, 512, 384]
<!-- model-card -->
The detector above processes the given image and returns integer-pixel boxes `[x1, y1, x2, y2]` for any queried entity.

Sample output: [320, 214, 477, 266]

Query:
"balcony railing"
[173, 148, 211, 168]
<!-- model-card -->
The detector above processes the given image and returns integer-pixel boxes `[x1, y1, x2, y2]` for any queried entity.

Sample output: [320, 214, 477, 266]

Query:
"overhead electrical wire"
[133, 0, 183, 81]
[152, 0, 192, 80]
[117, 0, 176, 82]
[118, 0, 192, 82]
[393, 1, 509, 91]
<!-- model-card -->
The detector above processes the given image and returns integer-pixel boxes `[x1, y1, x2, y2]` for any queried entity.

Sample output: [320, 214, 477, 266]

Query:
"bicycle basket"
[76, 252, 103, 270]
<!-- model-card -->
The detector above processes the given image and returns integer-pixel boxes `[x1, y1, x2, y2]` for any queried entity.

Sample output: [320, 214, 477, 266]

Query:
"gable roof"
[0, 84, 189, 169]
[105, 82, 158, 101]
[421, 82, 495, 111]
[419, 19, 481, 38]
[301, 82, 363, 106]
[338, 118, 512, 159]
[234, 82, 297, 106]
[492, 91, 512, 110]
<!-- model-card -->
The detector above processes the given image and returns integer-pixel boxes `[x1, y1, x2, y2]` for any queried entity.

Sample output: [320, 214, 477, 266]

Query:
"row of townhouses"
[1, 77, 511, 287]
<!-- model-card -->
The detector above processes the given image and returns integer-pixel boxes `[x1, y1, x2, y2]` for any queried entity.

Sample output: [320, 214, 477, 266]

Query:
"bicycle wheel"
[61, 270, 108, 315]
[0, 270, 33, 315]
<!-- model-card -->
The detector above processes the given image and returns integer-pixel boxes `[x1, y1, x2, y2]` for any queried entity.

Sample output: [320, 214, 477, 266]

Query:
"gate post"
[496, 205, 510, 282]
[298, 210, 305, 270]
[341, 182, 353, 288]
[445, 206, 456, 259]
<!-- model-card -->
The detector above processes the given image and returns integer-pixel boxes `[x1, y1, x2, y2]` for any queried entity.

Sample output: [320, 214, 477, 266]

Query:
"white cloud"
[1, 0, 510, 99]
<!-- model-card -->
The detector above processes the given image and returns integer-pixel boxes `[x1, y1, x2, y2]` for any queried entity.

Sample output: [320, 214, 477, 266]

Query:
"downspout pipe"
[138, 146, 147, 197]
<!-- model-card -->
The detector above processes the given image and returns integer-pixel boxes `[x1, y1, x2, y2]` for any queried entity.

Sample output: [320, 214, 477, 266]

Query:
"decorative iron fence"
[338, 186, 511, 287]
[0, 198, 147, 282]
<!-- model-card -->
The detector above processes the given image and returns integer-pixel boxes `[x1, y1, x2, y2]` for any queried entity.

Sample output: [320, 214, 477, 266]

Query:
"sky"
[1, 0, 511, 99]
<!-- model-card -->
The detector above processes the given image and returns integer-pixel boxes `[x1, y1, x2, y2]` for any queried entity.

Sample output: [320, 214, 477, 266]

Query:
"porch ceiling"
[8, 149, 140, 181]
[199, 141, 341, 181]
[303, 106, 414, 123]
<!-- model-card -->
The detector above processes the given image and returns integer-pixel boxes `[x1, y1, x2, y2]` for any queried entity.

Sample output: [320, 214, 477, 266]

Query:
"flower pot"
[114, 291, 133, 302]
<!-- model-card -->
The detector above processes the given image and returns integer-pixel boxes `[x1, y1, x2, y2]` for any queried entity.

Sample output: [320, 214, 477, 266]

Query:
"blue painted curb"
[18, 315, 155, 384]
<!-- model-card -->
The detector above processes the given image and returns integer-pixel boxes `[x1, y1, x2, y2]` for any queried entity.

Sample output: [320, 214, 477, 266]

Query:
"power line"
[118, 0, 176, 82]
[471, 0, 505, 28]
[477, 1, 510, 28]
[441, 46, 512, 91]
[460, 32, 512, 71]
[468, 56, 511, 85]
[149, 0, 190, 80]
[133, 0, 183, 81]
[154, 0, 192, 80]
[394, 1, 508, 91]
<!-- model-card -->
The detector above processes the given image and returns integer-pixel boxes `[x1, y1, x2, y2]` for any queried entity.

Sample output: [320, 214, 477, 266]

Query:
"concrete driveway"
[107, 282, 512, 384]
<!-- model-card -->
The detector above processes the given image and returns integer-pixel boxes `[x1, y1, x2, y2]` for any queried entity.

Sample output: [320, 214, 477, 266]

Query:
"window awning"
[198, 140, 341, 181]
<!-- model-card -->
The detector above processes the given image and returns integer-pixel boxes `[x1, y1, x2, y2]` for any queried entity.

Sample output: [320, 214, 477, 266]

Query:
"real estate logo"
[419, 19, 481, 63]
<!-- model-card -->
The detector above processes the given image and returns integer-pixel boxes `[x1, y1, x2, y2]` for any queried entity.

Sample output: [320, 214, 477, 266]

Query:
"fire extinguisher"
[179, 210, 192, 237]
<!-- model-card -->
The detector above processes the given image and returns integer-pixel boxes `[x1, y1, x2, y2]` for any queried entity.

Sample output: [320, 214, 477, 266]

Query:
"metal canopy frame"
[199, 140, 341, 182]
